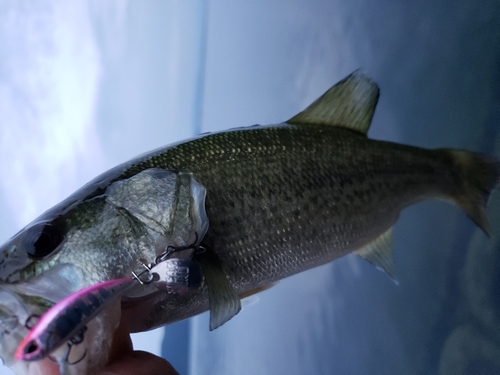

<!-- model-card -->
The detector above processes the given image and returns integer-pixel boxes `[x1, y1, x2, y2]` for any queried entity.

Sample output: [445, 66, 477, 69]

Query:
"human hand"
[26, 321, 179, 375]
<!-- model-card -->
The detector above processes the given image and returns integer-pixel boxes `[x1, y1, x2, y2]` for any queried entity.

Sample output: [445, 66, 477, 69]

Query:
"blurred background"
[1, 1, 499, 374]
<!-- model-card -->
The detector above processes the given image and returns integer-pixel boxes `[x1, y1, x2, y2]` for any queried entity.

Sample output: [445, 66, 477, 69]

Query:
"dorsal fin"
[287, 70, 380, 135]
[353, 227, 398, 283]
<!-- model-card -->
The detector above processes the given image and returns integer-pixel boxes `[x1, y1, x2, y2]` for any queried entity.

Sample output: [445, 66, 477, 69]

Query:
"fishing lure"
[16, 257, 203, 363]
[15, 277, 134, 362]
[149, 258, 202, 294]
[133, 239, 204, 293]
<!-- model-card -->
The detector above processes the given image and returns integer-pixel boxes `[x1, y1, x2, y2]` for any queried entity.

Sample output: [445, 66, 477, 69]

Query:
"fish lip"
[0, 286, 42, 371]
[0, 295, 20, 336]
[0, 286, 29, 317]
[0, 287, 29, 352]
[0, 286, 35, 330]
[0, 240, 33, 283]
[0, 315, 19, 336]
[0, 263, 84, 360]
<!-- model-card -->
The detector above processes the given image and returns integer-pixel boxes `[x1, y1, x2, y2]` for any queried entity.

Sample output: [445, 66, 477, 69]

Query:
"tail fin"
[446, 150, 500, 235]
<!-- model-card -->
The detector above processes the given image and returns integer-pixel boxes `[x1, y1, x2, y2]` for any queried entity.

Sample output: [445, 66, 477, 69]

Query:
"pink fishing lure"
[15, 277, 134, 361]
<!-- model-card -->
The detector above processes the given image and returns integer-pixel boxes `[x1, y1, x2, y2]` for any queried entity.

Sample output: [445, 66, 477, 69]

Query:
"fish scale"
[117, 123, 464, 331]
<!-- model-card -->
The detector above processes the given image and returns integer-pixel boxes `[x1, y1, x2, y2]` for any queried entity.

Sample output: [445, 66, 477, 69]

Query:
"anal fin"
[353, 227, 398, 283]
[195, 248, 241, 330]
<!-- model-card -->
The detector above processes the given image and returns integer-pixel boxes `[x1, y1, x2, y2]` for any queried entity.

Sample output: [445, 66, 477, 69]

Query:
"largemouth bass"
[0, 71, 498, 375]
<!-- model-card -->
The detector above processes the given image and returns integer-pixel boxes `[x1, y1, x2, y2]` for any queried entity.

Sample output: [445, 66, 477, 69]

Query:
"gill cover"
[105, 168, 209, 250]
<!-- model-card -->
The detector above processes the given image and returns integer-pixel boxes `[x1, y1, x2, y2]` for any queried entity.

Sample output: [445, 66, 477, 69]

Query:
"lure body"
[150, 258, 202, 294]
[15, 278, 134, 361]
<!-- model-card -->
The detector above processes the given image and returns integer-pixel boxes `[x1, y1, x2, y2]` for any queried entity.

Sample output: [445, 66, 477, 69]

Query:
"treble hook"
[131, 263, 155, 285]
[47, 327, 87, 366]
[24, 315, 40, 330]
[155, 233, 200, 264]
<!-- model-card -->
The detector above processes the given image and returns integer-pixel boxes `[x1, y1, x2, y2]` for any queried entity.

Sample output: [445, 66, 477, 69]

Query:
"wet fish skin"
[0, 71, 499, 374]
[121, 123, 500, 330]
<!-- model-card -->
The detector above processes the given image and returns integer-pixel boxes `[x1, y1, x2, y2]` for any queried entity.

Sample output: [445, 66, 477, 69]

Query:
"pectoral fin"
[353, 227, 398, 283]
[195, 248, 241, 330]
[288, 70, 379, 135]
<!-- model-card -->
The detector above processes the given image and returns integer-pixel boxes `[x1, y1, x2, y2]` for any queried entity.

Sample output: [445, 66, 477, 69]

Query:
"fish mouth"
[0, 314, 19, 336]
[8, 263, 83, 303]
[0, 285, 41, 370]
[0, 263, 83, 370]
[0, 287, 31, 329]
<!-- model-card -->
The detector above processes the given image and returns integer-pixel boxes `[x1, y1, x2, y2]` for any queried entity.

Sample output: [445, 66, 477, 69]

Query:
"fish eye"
[25, 223, 63, 259]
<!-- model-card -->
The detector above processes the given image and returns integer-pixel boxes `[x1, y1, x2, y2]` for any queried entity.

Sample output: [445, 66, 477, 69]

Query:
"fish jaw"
[0, 264, 84, 371]
[0, 223, 141, 374]
[0, 281, 125, 375]
[0, 287, 47, 373]
[15, 278, 134, 362]
[0, 239, 33, 284]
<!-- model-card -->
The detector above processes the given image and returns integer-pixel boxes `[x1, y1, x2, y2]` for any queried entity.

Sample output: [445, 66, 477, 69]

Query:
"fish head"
[0, 168, 208, 373]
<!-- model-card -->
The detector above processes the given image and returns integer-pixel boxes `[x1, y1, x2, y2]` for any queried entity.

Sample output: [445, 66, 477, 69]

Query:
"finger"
[26, 317, 133, 375]
[106, 318, 133, 363]
[27, 358, 60, 375]
[97, 350, 179, 375]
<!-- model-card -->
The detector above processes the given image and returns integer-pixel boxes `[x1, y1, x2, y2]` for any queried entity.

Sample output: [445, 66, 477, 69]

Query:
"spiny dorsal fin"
[353, 227, 398, 283]
[287, 70, 380, 135]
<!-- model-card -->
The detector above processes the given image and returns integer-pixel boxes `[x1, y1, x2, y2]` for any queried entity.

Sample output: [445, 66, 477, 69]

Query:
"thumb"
[27, 359, 60, 375]
[96, 350, 179, 375]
